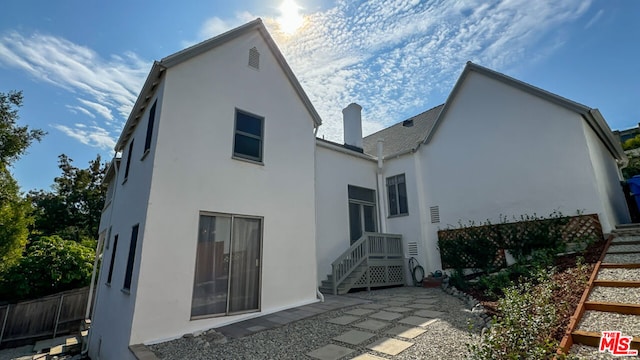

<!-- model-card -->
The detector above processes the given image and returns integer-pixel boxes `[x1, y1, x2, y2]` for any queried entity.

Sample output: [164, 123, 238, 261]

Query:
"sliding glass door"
[191, 213, 262, 318]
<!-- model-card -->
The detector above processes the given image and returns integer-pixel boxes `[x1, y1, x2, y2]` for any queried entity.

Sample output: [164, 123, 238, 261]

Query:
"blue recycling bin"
[628, 176, 640, 214]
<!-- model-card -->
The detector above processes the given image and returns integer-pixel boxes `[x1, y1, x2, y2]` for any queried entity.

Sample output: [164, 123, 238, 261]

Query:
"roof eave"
[161, 18, 322, 128]
[114, 62, 166, 152]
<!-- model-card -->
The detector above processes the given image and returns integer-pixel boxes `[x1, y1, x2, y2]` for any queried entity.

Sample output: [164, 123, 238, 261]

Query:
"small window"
[124, 139, 134, 181]
[248, 47, 260, 69]
[143, 100, 157, 154]
[106, 235, 118, 285]
[233, 110, 264, 162]
[123, 224, 139, 291]
[387, 174, 408, 216]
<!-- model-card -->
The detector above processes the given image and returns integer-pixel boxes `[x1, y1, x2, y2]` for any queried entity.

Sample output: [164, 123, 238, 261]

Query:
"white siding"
[420, 71, 607, 271]
[381, 153, 424, 282]
[315, 144, 377, 281]
[128, 29, 317, 345]
[89, 82, 165, 360]
[582, 120, 631, 230]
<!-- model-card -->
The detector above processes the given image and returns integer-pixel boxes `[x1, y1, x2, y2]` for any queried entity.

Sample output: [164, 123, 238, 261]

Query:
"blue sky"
[1, 0, 639, 191]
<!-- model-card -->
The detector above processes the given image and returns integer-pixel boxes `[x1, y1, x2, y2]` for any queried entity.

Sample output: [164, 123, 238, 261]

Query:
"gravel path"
[589, 287, 640, 304]
[570, 344, 629, 359]
[612, 236, 640, 244]
[602, 253, 640, 263]
[597, 268, 640, 281]
[607, 244, 640, 253]
[149, 287, 482, 359]
[577, 311, 640, 337]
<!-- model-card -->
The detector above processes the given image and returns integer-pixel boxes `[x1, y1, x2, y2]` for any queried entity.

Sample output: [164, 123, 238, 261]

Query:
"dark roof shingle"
[362, 104, 443, 157]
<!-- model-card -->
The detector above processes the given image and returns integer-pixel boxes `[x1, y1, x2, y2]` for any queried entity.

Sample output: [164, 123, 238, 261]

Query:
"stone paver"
[399, 316, 438, 327]
[406, 303, 434, 309]
[413, 298, 438, 304]
[413, 309, 445, 318]
[382, 301, 408, 307]
[344, 308, 376, 316]
[354, 319, 390, 331]
[360, 303, 386, 310]
[328, 315, 361, 325]
[333, 330, 376, 345]
[307, 344, 355, 360]
[367, 337, 414, 356]
[385, 325, 427, 339]
[369, 311, 402, 321]
[350, 354, 387, 360]
[384, 306, 412, 313]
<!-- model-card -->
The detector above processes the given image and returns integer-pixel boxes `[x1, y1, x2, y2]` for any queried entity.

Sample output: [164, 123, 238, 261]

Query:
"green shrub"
[468, 272, 561, 359]
[0, 235, 95, 300]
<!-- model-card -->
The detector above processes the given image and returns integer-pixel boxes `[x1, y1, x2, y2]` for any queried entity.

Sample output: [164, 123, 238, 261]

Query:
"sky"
[0, 0, 639, 191]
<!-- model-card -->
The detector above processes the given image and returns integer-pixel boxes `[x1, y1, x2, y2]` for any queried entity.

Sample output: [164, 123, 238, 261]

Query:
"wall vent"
[248, 47, 260, 69]
[407, 241, 418, 256]
[430, 206, 440, 223]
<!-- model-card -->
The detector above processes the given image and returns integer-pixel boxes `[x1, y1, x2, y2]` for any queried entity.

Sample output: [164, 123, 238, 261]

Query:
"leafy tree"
[0, 235, 95, 300]
[623, 134, 640, 151]
[0, 90, 43, 270]
[623, 154, 640, 179]
[29, 154, 107, 241]
[0, 167, 31, 271]
[0, 90, 45, 168]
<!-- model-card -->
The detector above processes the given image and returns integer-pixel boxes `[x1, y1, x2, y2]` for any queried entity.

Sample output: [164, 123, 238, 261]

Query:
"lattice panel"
[369, 266, 386, 284]
[438, 214, 603, 270]
[388, 266, 404, 283]
[353, 270, 368, 286]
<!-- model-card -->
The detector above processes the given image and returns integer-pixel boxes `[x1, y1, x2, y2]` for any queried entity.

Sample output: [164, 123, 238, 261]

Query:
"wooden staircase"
[560, 224, 640, 355]
[319, 233, 406, 295]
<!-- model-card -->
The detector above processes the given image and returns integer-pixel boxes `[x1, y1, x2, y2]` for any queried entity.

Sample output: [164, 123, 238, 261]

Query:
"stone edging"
[439, 278, 493, 329]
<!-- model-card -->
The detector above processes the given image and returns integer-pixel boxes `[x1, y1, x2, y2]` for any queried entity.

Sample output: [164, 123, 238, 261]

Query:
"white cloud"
[52, 124, 116, 150]
[585, 9, 604, 29]
[65, 105, 95, 118]
[0, 32, 150, 149]
[78, 98, 113, 120]
[261, 0, 592, 142]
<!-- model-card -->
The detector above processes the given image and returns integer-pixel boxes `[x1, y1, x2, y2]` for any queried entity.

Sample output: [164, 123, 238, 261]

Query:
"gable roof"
[114, 19, 322, 152]
[362, 104, 443, 158]
[424, 61, 626, 162]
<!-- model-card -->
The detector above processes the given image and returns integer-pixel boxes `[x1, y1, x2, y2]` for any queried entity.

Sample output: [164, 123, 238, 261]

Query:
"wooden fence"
[438, 213, 603, 270]
[0, 287, 89, 348]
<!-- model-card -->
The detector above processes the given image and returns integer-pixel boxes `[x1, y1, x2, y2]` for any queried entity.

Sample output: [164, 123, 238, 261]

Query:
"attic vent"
[248, 47, 260, 69]
[430, 206, 440, 223]
[407, 241, 418, 256]
[403, 119, 414, 127]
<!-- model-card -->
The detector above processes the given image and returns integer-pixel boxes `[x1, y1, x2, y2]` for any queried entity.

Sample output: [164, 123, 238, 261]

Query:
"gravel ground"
[150, 287, 482, 359]
[602, 253, 640, 264]
[597, 268, 640, 281]
[570, 344, 634, 359]
[607, 244, 640, 253]
[589, 287, 640, 304]
[578, 311, 640, 337]
[611, 236, 640, 244]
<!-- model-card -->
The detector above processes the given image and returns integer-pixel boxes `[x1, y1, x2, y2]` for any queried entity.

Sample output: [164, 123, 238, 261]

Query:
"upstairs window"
[123, 224, 139, 291]
[143, 100, 157, 154]
[387, 174, 408, 216]
[106, 235, 118, 285]
[233, 110, 264, 162]
[124, 139, 134, 181]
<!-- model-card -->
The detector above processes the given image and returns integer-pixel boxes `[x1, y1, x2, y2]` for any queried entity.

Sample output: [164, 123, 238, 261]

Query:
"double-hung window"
[233, 110, 263, 162]
[387, 174, 408, 216]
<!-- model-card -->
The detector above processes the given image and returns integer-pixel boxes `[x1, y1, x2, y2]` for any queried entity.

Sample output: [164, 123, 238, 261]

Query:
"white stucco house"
[88, 19, 629, 359]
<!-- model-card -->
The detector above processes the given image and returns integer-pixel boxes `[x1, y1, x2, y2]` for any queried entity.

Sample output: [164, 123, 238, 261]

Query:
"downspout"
[376, 139, 387, 233]
[314, 126, 324, 303]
